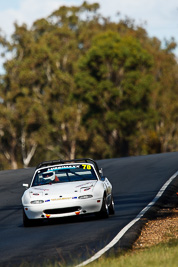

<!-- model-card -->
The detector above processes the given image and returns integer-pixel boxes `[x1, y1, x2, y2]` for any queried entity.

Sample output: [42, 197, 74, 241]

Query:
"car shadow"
[19, 212, 113, 227]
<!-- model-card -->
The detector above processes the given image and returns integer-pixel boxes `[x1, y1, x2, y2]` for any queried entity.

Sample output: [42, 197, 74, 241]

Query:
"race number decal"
[82, 164, 91, 170]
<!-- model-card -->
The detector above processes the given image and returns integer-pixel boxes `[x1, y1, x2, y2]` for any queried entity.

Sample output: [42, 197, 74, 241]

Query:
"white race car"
[22, 158, 115, 226]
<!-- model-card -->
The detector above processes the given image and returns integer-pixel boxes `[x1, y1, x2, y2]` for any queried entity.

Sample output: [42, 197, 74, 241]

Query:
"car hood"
[28, 180, 97, 198]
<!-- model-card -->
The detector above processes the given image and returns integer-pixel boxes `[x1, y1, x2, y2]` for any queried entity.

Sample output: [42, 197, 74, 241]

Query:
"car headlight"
[30, 200, 44, 204]
[78, 195, 93, 199]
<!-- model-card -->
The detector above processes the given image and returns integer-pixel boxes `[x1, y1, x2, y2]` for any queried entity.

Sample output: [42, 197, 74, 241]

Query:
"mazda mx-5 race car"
[22, 158, 115, 226]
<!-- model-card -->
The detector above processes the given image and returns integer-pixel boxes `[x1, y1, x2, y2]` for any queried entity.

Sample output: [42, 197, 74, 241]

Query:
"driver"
[42, 171, 59, 182]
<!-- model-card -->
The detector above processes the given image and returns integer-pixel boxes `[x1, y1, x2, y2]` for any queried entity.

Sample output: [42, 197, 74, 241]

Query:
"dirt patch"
[133, 192, 178, 249]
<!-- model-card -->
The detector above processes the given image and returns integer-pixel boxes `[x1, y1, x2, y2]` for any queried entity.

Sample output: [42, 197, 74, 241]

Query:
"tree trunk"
[21, 130, 37, 168]
[70, 139, 76, 159]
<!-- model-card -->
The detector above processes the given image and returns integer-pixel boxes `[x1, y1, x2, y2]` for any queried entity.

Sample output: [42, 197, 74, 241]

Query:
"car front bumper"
[23, 197, 103, 219]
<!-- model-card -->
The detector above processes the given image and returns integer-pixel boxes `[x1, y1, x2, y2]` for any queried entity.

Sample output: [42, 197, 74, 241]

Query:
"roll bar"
[36, 158, 101, 175]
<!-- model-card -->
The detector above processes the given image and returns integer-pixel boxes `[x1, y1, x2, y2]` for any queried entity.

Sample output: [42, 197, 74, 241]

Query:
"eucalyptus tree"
[143, 38, 178, 153]
[76, 31, 154, 157]
[0, 23, 50, 169]
[0, 2, 104, 168]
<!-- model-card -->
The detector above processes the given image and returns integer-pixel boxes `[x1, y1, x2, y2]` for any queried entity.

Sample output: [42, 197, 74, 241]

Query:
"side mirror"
[99, 168, 103, 176]
[23, 184, 29, 188]
[101, 176, 105, 181]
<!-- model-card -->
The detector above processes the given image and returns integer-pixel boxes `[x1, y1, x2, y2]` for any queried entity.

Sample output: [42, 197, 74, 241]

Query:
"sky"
[0, 0, 178, 72]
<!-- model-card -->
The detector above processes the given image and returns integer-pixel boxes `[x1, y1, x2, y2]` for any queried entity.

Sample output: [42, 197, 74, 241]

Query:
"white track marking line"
[76, 170, 178, 267]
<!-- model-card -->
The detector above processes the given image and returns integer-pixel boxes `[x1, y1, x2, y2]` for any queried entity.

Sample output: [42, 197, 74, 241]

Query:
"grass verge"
[87, 238, 178, 267]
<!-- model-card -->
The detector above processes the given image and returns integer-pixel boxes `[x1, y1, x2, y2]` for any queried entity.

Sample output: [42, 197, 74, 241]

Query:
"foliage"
[75, 31, 154, 157]
[0, 1, 177, 169]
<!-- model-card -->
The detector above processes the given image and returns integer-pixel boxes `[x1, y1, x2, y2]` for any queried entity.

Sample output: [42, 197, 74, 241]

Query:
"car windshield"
[32, 165, 97, 186]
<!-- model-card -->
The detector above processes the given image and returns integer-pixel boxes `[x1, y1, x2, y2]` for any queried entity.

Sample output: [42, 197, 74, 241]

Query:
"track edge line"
[76, 170, 178, 267]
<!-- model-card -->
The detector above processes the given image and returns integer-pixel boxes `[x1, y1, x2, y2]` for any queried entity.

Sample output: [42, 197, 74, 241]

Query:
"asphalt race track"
[0, 152, 178, 266]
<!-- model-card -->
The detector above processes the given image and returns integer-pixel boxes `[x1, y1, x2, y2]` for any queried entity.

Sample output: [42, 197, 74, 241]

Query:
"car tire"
[108, 195, 115, 215]
[23, 209, 34, 227]
[96, 196, 109, 219]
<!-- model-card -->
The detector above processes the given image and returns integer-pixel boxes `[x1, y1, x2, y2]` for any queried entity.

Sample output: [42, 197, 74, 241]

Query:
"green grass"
[19, 238, 178, 267]
[87, 239, 178, 267]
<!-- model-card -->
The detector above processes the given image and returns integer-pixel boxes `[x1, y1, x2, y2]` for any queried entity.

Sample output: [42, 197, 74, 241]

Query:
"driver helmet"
[42, 171, 55, 181]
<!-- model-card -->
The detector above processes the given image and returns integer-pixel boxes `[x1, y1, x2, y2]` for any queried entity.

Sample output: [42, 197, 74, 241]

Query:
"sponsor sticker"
[51, 197, 72, 201]
[33, 188, 49, 191]
[48, 165, 80, 171]
[76, 182, 94, 188]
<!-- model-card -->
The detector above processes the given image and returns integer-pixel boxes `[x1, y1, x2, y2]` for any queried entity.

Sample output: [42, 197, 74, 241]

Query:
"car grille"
[44, 206, 81, 214]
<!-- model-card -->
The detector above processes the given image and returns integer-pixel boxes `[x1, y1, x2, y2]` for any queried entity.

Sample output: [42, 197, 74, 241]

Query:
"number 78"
[82, 164, 91, 170]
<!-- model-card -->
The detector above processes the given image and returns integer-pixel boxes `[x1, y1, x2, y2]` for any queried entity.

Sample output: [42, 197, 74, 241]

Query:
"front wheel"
[108, 195, 115, 215]
[96, 196, 109, 219]
[23, 209, 35, 227]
